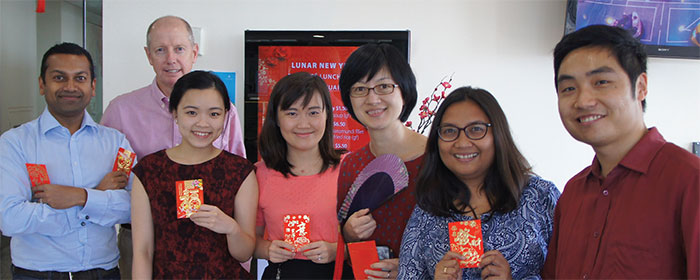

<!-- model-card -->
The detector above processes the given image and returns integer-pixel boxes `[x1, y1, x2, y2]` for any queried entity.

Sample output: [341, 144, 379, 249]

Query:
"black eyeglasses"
[350, 83, 398, 97]
[437, 123, 492, 142]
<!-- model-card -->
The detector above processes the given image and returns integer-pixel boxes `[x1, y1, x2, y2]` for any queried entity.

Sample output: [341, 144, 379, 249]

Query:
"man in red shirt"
[542, 25, 699, 279]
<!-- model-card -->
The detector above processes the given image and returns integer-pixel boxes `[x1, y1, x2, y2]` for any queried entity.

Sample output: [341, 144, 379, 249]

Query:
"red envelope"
[26, 163, 49, 202]
[449, 220, 484, 268]
[283, 214, 310, 250]
[176, 179, 203, 219]
[348, 240, 380, 280]
[112, 148, 136, 176]
[26, 164, 50, 187]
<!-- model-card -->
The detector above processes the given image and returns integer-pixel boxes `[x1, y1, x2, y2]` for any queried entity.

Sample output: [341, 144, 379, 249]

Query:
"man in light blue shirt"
[0, 42, 132, 279]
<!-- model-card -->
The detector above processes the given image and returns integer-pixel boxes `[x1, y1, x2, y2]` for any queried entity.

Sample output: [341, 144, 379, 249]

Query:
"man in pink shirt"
[101, 15, 245, 279]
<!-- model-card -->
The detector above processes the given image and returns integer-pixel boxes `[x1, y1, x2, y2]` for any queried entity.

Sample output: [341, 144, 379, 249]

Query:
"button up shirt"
[101, 80, 246, 159]
[0, 108, 133, 272]
[542, 127, 700, 279]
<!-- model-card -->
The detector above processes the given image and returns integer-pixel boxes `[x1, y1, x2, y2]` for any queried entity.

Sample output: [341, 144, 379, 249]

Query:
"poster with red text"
[257, 46, 369, 153]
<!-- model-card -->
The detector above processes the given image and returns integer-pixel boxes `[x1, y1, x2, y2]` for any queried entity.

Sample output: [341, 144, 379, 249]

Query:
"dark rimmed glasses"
[350, 83, 398, 97]
[437, 123, 492, 142]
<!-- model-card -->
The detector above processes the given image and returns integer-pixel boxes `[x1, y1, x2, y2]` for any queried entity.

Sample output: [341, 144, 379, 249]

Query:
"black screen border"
[243, 30, 411, 160]
[564, 0, 700, 59]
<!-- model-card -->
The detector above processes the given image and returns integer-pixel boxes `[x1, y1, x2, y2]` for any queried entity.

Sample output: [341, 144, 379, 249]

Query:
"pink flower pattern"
[405, 74, 454, 134]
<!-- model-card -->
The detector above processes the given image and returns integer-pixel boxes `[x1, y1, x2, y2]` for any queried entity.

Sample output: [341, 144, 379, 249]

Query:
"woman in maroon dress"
[131, 71, 258, 279]
[336, 43, 427, 279]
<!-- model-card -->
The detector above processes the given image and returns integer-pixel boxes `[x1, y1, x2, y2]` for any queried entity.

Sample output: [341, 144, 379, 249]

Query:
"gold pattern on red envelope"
[176, 179, 203, 219]
[283, 214, 310, 249]
[112, 148, 136, 176]
[449, 220, 483, 268]
[25, 164, 50, 187]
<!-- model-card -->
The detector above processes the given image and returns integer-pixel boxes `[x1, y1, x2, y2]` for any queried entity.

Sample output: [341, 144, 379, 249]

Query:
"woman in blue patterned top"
[398, 87, 560, 279]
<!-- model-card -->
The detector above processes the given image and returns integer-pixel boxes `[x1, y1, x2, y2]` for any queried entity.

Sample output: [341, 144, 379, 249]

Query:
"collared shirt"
[101, 79, 246, 159]
[542, 127, 700, 279]
[0, 108, 133, 272]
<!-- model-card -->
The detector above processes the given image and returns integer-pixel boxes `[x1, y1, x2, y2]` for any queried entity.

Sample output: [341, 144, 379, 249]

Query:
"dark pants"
[12, 265, 120, 280]
[1, 235, 10, 280]
[261, 259, 334, 280]
[117, 226, 132, 279]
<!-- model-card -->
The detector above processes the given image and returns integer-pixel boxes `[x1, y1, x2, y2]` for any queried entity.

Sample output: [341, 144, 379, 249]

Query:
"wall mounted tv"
[244, 30, 410, 160]
[565, 0, 700, 59]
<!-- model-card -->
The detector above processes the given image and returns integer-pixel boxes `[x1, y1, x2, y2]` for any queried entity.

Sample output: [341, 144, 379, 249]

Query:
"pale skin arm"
[254, 225, 295, 263]
[342, 208, 377, 242]
[229, 171, 258, 261]
[190, 172, 258, 261]
[131, 176, 154, 279]
[299, 240, 337, 264]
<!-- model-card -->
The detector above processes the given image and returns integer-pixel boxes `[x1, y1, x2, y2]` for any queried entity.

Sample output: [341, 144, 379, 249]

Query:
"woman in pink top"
[254, 72, 344, 279]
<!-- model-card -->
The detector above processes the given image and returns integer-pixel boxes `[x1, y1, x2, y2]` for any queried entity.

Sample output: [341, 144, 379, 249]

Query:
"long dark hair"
[416, 87, 532, 217]
[258, 72, 342, 177]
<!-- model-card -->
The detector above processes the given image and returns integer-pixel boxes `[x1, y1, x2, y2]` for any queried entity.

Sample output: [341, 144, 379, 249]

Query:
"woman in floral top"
[398, 87, 560, 279]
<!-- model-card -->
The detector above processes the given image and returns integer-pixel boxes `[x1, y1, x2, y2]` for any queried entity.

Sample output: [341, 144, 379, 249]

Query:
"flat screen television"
[565, 0, 700, 59]
[244, 30, 410, 160]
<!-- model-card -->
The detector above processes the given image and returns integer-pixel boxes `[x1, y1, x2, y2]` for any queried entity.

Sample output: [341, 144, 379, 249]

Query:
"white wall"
[103, 0, 700, 190]
[1, 0, 39, 132]
[0, 0, 98, 133]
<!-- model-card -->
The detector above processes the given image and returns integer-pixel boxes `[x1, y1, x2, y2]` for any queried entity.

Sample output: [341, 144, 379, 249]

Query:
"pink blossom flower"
[405, 121, 412, 127]
[433, 94, 440, 101]
[442, 82, 452, 88]
[419, 111, 429, 119]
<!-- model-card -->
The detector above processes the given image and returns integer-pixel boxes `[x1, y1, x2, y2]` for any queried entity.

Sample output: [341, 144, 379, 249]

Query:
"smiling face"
[278, 91, 327, 154]
[173, 87, 226, 149]
[145, 17, 198, 96]
[438, 100, 495, 187]
[556, 46, 647, 150]
[40, 54, 96, 121]
[349, 67, 404, 131]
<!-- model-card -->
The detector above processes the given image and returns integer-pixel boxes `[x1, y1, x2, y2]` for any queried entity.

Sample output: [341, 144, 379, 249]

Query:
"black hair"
[40, 42, 95, 82]
[169, 70, 231, 112]
[554, 25, 647, 110]
[339, 43, 417, 123]
[259, 72, 342, 177]
[416, 87, 532, 217]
